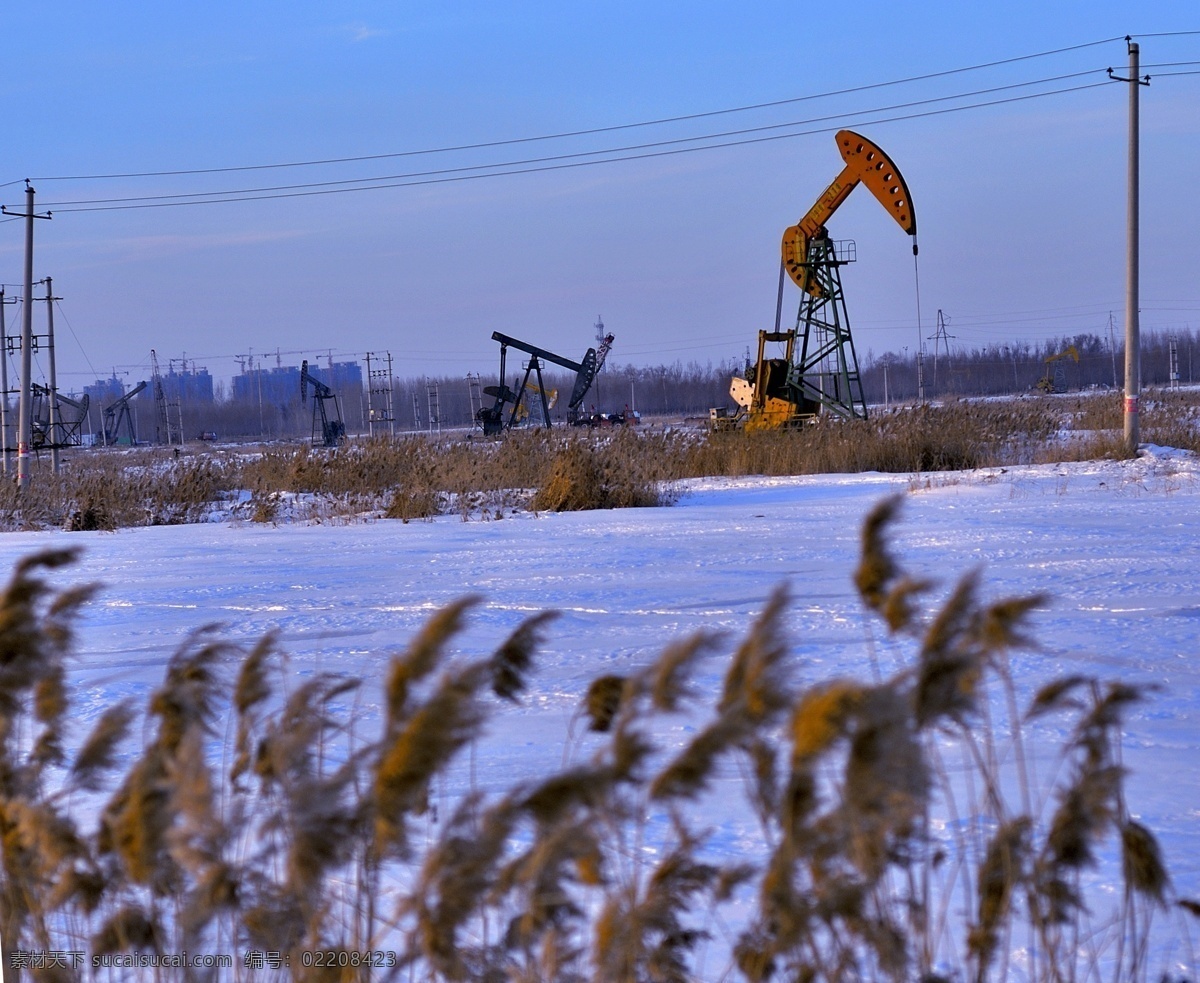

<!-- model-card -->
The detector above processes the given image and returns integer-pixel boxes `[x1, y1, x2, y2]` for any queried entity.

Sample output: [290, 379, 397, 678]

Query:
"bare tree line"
[861, 329, 1199, 403]
[84, 329, 1198, 442]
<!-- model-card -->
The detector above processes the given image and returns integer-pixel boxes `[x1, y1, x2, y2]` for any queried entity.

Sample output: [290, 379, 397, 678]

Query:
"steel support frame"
[788, 236, 868, 420]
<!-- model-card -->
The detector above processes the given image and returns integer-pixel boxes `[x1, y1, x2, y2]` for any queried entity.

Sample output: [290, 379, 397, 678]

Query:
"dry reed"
[0, 502, 1194, 980]
[0, 387, 1195, 533]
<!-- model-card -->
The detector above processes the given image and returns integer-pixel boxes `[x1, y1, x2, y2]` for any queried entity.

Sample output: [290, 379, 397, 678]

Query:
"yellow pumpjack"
[728, 129, 918, 429]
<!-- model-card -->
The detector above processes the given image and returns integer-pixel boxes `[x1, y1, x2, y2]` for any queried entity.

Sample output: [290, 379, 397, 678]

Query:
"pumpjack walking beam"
[482, 330, 613, 433]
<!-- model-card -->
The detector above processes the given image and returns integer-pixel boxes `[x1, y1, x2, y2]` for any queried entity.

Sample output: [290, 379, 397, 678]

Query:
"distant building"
[232, 365, 301, 406]
[84, 375, 137, 409]
[162, 364, 215, 404]
[327, 361, 363, 390]
[232, 360, 361, 406]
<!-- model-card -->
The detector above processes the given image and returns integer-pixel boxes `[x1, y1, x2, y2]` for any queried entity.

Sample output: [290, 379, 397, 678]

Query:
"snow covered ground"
[1, 445, 1197, 973]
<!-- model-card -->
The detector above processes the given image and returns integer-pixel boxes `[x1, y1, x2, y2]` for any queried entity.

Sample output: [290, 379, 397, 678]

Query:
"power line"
[52, 301, 101, 383]
[1132, 30, 1200, 39]
[25, 36, 1127, 185]
[43, 79, 1114, 213]
[40, 69, 1105, 209]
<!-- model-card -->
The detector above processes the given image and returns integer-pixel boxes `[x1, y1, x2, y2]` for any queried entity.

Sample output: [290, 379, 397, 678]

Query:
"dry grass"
[531, 435, 662, 511]
[0, 504, 1194, 979]
[0, 388, 1194, 533]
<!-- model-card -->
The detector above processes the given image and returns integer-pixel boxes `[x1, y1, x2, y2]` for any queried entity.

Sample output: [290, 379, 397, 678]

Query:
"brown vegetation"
[0, 389, 1194, 532]
[0, 503, 1194, 979]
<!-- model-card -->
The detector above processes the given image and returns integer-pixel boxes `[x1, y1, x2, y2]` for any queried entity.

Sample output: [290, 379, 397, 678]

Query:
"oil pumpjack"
[731, 129, 918, 429]
[301, 360, 347, 446]
[478, 330, 614, 435]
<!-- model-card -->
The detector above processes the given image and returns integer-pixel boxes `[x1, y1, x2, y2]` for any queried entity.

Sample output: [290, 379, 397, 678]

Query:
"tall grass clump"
[0, 449, 243, 533]
[1144, 391, 1200, 452]
[531, 429, 665, 511]
[674, 400, 1066, 479]
[242, 429, 671, 517]
[0, 502, 1195, 979]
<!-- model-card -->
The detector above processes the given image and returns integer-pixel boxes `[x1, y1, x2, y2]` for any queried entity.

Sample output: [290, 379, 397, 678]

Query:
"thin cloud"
[344, 22, 387, 43]
[93, 228, 308, 259]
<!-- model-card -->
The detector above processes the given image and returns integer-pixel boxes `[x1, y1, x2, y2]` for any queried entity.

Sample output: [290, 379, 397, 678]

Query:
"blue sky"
[1, 2, 1197, 393]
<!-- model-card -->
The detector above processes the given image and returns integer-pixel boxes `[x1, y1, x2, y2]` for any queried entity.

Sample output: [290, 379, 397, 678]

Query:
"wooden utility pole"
[1110, 40, 1150, 454]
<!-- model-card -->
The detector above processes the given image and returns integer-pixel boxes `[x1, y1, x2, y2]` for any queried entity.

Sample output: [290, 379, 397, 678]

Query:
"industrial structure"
[100, 380, 147, 445]
[730, 129, 918, 429]
[1039, 345, 1081, 394]
[300, 359, 347, 446]
[478, 330, 613, 435]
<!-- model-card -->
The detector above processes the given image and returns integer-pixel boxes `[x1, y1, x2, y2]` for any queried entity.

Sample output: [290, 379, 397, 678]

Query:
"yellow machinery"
[731, 129, 917, 428]
[1038, 345, 1080, 393]
[512, 383, 559, 424]
[729, 329, 800, 431]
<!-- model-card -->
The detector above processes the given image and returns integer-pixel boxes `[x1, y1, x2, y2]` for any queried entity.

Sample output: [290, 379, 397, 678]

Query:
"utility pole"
[1110, 39, 1150, 454]
[0, 290, 15, 474]
[365, 352, 396, 437]
[42, 278, 62, 473]
[1107, 311, 1119, 388]
[1, 183, 51, 489]
[365, 352, 375, 436]
[387, 352, 394, 435]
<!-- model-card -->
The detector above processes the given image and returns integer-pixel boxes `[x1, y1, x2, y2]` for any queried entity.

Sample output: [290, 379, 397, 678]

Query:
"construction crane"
[102, 381, 147, 446]
[731, 129, 917, 429]
[300, 360, 346, 446]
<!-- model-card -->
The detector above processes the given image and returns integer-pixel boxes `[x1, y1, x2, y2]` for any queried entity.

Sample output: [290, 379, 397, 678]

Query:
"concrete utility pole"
[1, 183, 51, 488]
[365, 352, 375, 436]
[1110, 39, 1150, 455]
[18, 186, 37, 488]
[18, 184, 36, 487]
[0, 289, 14, 475]
[387, 352, 395, 435]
